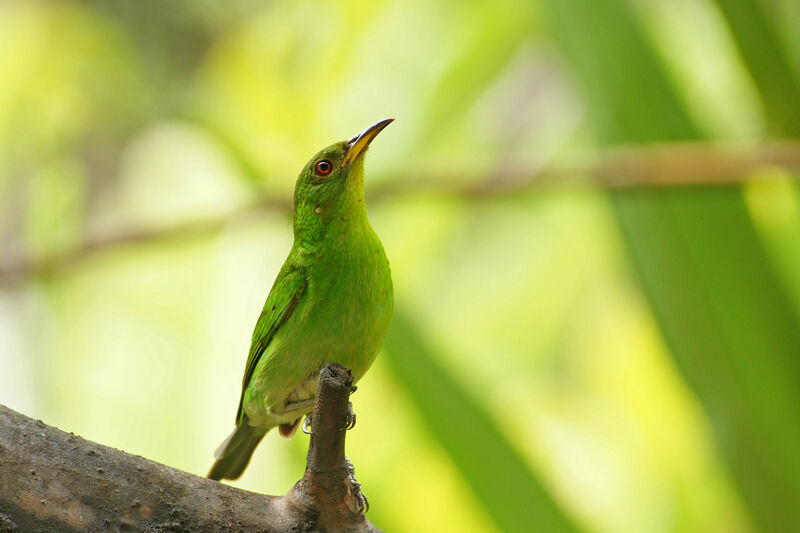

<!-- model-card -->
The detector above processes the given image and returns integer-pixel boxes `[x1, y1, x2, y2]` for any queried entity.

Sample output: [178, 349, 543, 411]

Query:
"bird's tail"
[207, 421, 269, 481]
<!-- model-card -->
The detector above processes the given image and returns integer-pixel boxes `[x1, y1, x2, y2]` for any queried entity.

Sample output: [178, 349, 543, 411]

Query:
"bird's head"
[292, 119, 393, 238]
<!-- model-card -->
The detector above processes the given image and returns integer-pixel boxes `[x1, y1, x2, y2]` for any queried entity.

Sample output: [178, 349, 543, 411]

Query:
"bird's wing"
[235, 264, 307, 423]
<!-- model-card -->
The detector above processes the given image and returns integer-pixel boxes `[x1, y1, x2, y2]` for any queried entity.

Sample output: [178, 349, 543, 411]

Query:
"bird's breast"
[302, 234, 393, 377]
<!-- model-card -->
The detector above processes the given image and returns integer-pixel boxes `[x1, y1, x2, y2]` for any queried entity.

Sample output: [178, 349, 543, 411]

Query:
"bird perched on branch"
[208, 120, 395, 481]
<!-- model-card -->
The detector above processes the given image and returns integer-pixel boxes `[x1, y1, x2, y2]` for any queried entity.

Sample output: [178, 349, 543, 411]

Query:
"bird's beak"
[341, 118, 394, 167]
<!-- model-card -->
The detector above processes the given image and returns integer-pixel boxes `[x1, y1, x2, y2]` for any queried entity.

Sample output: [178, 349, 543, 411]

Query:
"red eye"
[315, 160, 332, 176]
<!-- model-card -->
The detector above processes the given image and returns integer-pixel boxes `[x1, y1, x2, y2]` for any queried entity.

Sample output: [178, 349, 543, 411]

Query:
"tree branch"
[284, 364, 378, 531]
[0, 363, 380, 533]
[2, 139, 799, 286]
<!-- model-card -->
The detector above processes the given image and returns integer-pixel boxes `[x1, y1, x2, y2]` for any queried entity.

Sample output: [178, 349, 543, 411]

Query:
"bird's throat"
[293, 164, 370, 256]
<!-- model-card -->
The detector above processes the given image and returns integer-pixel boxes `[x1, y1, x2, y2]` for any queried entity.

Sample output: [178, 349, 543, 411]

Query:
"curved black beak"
[341, 118, 394, 167]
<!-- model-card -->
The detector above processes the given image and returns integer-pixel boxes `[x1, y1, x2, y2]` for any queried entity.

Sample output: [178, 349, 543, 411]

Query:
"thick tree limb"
[0, 363, 380, 532]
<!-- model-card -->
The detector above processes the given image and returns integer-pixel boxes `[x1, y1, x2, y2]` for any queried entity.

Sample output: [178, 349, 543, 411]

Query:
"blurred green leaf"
[711, 0, 800, 136]
[418, 0, 534, 147]
[709, 0, 800, 309]
[383, 311, 582, 533]
[544, 1, 800, 531]
[744, 175, 800, 317]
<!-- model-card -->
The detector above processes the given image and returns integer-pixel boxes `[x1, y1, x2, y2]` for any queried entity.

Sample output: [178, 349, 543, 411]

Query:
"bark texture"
[0, 363, 380, 532]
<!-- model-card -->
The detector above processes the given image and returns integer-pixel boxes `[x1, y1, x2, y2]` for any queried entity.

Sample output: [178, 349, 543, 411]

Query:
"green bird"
[208, 119, 394, 481]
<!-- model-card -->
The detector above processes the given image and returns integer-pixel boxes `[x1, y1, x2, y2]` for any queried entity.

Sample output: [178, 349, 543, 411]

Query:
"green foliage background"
[1, 1, 799, 532]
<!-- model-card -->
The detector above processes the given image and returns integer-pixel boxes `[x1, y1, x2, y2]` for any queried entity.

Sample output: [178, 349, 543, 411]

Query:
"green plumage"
[208, 122, 394, 481]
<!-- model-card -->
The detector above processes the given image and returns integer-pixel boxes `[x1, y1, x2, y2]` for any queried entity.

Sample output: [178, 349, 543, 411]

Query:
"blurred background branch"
[3, 140, 799, 286]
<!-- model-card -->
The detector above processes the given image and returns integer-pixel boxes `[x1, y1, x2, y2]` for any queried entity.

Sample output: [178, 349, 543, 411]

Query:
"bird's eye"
[315, 160, 333, 176]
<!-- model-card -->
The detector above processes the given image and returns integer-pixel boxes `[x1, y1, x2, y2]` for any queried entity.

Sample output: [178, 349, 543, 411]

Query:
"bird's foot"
[345, 455, 368, 514]
[302, 415, 313, 434]
[345, 401, 356, 430]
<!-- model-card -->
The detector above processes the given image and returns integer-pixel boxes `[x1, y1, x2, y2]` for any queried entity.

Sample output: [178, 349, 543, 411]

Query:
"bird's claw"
[304, 402, 355, 433]
[345, 455, 369, 514]
[345, 401, 356, 430]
